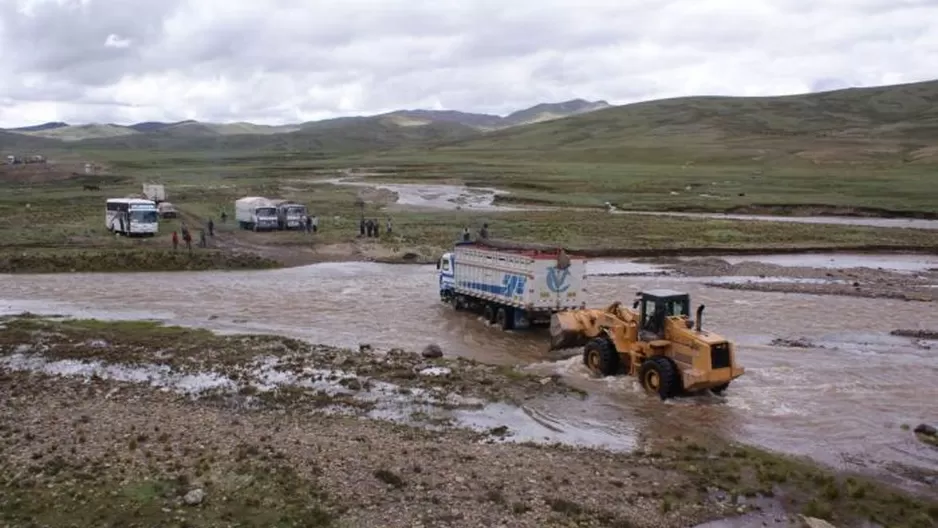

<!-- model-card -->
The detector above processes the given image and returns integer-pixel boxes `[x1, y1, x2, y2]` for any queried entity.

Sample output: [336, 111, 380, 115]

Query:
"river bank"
[2, 315, 935, 528]
[3, 240, 938, 274]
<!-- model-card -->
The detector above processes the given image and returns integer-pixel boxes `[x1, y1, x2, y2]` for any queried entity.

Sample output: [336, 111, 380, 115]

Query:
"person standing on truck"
[172, 231, 179, 251]
[479, 223, 489, 239]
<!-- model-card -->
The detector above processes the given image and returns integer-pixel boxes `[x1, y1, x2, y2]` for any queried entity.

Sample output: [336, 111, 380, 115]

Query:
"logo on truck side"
[502, 274, 527, 296]
[546, 266, 571, 293]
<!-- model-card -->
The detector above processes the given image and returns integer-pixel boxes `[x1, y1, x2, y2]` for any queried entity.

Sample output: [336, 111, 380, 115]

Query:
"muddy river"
[2, 260, 937, 492]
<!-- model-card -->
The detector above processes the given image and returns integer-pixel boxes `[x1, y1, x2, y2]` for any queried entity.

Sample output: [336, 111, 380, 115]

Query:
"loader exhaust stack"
[696, 304, 705, 332]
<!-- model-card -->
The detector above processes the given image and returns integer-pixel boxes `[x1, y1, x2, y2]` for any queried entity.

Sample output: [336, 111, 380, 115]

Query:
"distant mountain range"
[2, 99, 611, 144]
[3, 79, 937, 166]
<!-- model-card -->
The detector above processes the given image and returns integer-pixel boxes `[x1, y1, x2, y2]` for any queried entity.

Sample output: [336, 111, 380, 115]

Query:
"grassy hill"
[434, 80, 938, 165]
[67, 116, 479, 153]
[1, 99, 610, 148]
[0, 130, 64, 150]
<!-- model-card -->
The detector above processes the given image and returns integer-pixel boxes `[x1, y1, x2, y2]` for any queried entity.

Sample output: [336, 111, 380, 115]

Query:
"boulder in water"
[421, 344, 443, 358]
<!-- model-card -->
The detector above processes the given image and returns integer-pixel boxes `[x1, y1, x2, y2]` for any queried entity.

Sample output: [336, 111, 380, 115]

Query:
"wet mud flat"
[654, 254, 938, 301]
[2, 316, 938, 528]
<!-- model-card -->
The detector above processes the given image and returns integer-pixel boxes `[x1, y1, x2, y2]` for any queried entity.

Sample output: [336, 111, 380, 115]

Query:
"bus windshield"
[130, 210, 159, 223]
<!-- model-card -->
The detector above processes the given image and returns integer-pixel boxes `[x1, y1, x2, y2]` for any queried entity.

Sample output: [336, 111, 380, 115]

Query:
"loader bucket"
[549, 311, 591, 351]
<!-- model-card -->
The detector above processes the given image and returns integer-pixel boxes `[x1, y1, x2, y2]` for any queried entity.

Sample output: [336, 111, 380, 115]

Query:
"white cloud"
[104, 33, 131, 48]
[0, 0, 936, 127]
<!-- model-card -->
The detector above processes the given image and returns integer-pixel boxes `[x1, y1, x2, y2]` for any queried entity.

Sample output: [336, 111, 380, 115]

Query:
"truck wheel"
[482, 304, 496, 324]
[583, 338, 619, 376]
[711, 382, 730, 395]
[639, 356, 680, 400]
[495, 307, 514, 330]
[449, 295, 462, 310]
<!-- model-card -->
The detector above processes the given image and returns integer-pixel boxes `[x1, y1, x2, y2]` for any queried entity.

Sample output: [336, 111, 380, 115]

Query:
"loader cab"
[636, 290, 691, 339]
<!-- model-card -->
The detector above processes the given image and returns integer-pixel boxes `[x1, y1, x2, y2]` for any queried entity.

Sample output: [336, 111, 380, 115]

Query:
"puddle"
[699, 253, 938, 273]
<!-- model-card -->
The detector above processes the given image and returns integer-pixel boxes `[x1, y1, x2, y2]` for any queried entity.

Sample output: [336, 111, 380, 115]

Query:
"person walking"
[182, 227, 192, 253]
[198, 229, 207, 248]
[359, 218, 366, 237]
[386, 217, 392, 235]
[305, 215, 312, 233]
[312, 215, 318, 233]
[172, 231, 179, 251]
[207, 218, 214, 237]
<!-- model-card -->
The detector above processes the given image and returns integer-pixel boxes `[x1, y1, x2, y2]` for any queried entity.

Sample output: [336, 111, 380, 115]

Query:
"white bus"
[106, 198, 159, 236]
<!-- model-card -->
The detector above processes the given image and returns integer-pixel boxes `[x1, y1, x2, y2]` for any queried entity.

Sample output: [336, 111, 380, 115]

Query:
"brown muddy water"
[2, 259, 937, 493]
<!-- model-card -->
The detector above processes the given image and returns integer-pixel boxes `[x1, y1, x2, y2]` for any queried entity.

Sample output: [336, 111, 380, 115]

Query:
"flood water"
[2, 260, 937, 492]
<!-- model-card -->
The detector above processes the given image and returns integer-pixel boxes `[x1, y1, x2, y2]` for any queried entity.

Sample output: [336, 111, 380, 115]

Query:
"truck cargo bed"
[450, 240, 586, 313]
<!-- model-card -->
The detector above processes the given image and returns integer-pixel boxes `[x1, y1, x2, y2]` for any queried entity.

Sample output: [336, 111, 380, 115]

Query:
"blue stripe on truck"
[457, 274, 528, 297]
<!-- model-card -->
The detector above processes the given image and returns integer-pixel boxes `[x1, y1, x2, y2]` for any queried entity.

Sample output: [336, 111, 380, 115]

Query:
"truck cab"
[437, 252, 455, 301]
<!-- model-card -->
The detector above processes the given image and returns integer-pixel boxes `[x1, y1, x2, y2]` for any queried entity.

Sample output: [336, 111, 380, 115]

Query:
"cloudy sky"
[1, 0, 936, 127]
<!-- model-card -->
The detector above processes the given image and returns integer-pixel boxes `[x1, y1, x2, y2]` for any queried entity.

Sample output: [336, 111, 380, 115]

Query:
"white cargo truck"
[271, 199, 308, 230]
[235, 196, 279, 231]
[142, 183, 166, 204]
[437, 239, 588, 330]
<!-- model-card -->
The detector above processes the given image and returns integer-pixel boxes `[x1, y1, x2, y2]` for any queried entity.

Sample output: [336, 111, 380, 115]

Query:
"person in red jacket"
[172, 231, 179, 251]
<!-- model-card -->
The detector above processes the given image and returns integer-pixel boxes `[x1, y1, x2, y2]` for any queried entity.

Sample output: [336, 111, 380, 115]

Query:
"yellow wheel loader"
[549, 289, 745, 400]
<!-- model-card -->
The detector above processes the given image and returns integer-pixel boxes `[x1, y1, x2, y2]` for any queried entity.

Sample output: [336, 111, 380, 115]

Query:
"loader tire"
[711, 382, 730, 395]
[496, 306, 514, 331]
[483, 304, 497, 324]
[639, 356, 680, 400]
[583, 338, 619, 377]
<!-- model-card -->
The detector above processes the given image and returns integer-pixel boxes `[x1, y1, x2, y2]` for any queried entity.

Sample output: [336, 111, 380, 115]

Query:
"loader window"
[642, 300, 665, 335]
[667, 299, 688, 317]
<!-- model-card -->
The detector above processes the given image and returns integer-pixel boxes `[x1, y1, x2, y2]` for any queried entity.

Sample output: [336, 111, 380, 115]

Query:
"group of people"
[360, 217, 391, 238]
[171, 218, 214, 253]
[462, 223, 489, 241]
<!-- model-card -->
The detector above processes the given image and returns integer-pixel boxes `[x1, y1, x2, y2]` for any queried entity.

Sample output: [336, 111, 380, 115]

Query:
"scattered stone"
[914, 424, 937, 437]
[799, 515, 839, 528]
[891, 329, 938, 340]
[421, 344, 443, 358]
[359, 343, 373, 353]
[418, 367, 451, 377]
[183, 488, 204, 506]
[770, 337, 815, 348]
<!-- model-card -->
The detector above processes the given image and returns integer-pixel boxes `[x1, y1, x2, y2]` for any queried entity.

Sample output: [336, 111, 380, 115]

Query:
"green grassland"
[2, 80, 938, 271]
